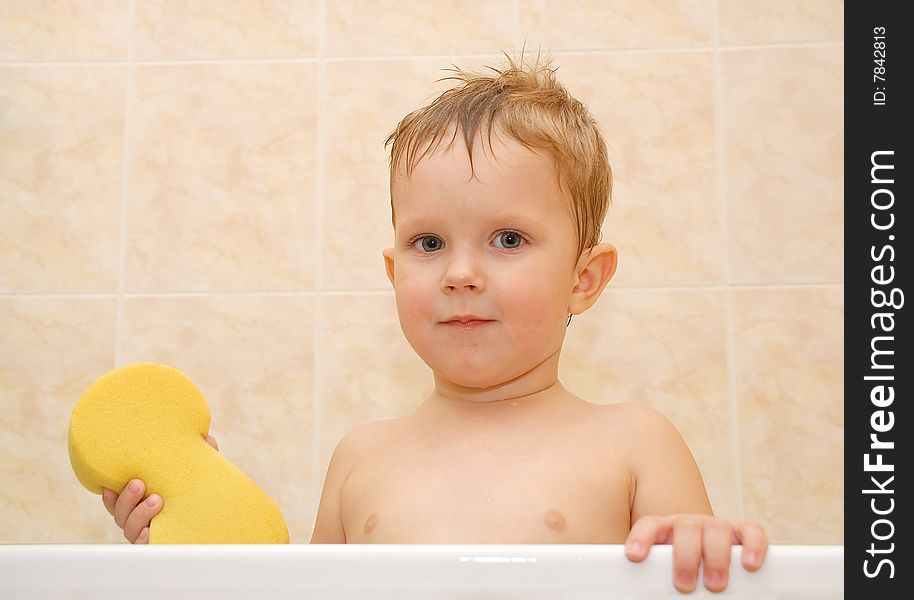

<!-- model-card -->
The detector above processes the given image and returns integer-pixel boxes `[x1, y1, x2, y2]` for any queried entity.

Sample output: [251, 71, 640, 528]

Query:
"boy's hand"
[101, 434, 218, 544]
[624, 514, 767, 593]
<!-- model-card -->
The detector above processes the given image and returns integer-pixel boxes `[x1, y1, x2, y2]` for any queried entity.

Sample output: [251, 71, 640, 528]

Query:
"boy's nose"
[440, 249, 485, 294]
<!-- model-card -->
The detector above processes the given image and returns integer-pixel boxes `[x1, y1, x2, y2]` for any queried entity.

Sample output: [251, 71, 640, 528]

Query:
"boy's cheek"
[395, 286, 436, 330]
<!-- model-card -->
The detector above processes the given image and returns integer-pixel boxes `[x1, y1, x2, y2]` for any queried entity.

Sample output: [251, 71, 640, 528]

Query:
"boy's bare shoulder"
[590, 401, 710, 515]
[331, 417, 404, 465]
[584, 402, 685, 457]
[588, 402, 677, 435]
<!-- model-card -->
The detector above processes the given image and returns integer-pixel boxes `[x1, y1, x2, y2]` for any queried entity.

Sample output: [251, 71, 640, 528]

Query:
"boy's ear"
[569, 243, 618, 315]
[382, 248, 395, 287]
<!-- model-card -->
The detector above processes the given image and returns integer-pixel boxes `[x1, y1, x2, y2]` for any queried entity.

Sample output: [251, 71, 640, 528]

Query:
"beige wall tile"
[317, 293, 430, 489]
[719, 0, 844, 45]
[0, 298, 116, 542]
[0, 67, 124, 293]
[557, 52, 721, 286]
[732, 287, 843, 543]
[326, 0, 514, 57]
[121, 295, 315, 542]
[126, 63, 317, 293]
[133, 0, 320, 60]
[0, 0, 128, 60]
[720, 46, 843, 284]
[322, 55, 506, 291]
[521, 0, 713, 50]
[561, 289, 739, 519]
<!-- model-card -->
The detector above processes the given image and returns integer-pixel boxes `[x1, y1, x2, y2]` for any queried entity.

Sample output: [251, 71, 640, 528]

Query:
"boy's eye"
[411, 235, 444, 252]
[493, 230, 525, 249]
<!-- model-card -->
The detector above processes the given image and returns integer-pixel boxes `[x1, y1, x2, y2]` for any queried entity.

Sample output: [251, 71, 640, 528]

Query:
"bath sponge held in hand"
[68, 363, 289, 543]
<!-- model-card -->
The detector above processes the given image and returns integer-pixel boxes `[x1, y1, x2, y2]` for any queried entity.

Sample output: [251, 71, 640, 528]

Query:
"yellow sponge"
[68, 362, 289, 544]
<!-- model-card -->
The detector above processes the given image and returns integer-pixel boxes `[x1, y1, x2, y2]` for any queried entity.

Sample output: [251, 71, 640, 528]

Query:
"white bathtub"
[0, 544, 841, 599]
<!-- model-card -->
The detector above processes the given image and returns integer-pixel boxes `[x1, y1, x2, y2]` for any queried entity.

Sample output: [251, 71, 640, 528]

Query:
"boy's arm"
[309, 429, 362, 543]
[626, 405, 712, 522]
[621, 405, 767, 593]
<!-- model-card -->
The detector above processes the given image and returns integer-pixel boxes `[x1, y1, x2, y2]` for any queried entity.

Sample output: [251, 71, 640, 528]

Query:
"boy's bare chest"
[339, 427, 632, 544]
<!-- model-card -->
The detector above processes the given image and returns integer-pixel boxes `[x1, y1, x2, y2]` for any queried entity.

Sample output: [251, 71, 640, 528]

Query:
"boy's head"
[384, 50, 612, 257]
[381, 51, 618, 392]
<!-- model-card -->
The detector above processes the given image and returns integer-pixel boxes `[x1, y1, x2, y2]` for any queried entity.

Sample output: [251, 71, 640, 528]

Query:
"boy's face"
[384, 128, 582, 390]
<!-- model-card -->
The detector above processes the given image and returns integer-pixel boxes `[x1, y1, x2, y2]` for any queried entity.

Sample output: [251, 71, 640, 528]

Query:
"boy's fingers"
[113, 479, 145, 529]
[123, 494, 162, 544]
[136, 527, 150, 545]
[624, 515, 672, 561]
[205, 435, 219, 452]
[671, 516, 703, 593]
[102, 488, 117, 516]
[700, 520, 732, 592]
[735, 521, 768, 571]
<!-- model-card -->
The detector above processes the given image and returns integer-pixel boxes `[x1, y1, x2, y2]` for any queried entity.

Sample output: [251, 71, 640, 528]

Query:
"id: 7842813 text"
[873, 26, 886, 106]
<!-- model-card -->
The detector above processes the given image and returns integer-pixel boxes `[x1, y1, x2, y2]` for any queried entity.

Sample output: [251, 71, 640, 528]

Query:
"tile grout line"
[711, 0, 745, 521]
[107, 0, 136, 543]
[114, 0, 136, 375]
[310, 0, 328, 537]
[0, 40, 845, 68]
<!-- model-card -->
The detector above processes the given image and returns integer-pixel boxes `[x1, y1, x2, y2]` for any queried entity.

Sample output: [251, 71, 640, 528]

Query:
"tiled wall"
[0, 1, 843, 544]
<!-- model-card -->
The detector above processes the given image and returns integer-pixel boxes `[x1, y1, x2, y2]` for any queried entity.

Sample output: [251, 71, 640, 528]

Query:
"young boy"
[103, 52, 767, 594]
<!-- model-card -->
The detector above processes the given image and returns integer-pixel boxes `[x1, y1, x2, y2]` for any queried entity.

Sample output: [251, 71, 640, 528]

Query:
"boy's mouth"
[441, 316, 495, 330]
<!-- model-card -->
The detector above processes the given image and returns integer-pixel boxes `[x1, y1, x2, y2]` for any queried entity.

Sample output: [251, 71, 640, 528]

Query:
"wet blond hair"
[384, 49, 612, 256]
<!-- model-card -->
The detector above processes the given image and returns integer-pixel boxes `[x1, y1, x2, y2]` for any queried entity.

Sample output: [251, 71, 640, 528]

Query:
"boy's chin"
[432, 365, 519, 392]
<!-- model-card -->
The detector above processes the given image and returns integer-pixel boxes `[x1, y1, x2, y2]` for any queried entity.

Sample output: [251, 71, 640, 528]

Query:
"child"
[102, 51, 767, 594]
